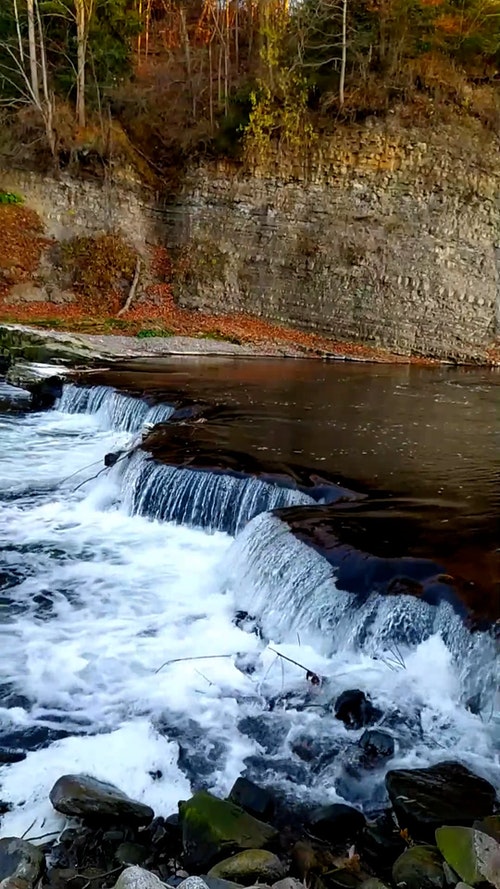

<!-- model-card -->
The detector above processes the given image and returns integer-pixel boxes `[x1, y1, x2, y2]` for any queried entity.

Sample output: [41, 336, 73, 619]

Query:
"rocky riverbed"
[1, 764, 499, 889]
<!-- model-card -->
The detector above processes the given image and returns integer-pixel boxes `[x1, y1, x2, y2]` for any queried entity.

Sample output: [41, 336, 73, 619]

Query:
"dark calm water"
[87, 358, 500, 614]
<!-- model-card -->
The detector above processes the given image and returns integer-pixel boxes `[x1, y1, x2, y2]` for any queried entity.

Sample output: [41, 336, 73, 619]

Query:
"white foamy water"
[0, 383, 498, 842]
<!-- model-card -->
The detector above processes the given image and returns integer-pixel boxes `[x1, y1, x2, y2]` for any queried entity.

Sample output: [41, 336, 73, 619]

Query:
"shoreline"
[0, 319, 489, 366]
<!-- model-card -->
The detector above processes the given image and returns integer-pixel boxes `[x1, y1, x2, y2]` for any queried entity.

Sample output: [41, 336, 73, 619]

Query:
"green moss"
[0, 191, 24, 205]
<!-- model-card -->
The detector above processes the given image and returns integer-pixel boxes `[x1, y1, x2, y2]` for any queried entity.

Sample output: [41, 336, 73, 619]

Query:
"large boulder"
[436, 826, 500, 888]
[392, 845, 445, 889]
[179, 791, 278, 870]
[385, 762, 497, 840]
[208, 850, 285, 885]
[50, 775, 154, 825]
[309, 803, 366, 842]
[0, 838, 45, 889]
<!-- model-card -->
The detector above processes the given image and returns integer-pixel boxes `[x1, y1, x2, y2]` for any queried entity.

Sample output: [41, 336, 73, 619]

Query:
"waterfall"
[120, 451, 313, 535]
[223, 512, 498, 706]
[58, 384, 175, 432]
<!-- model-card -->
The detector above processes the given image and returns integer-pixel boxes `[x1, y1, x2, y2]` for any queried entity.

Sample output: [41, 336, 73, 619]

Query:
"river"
[0, 358, 498, 842]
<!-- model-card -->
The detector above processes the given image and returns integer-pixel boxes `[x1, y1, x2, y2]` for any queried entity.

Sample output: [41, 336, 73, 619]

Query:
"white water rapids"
[0, 382, 498, 842]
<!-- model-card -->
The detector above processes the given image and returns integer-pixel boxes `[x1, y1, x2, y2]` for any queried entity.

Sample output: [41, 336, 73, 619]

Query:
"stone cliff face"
[1, 119, 499, 361]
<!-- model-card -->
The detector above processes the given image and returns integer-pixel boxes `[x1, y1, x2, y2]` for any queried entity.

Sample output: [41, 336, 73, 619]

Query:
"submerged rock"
[359, 730, 394, 762]
[436, 825, 500, 888]
[228, 778, 275, 822]
[385, 762, 497, 840]
[208, 850, 285, 885]
[334, 690, 382, 730]
[392, 845, 445, 889]
[179, 790, 277, 870]
[0, 837, 45, 889]
[309, 803, 366, 842]
[50, 774, 154, 825]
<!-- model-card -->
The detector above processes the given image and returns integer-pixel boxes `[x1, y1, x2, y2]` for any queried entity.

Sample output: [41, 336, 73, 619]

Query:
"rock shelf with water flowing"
[0, 374, 498, 851]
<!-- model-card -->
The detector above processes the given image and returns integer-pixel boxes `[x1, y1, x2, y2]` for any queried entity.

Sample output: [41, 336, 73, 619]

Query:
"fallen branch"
[155, 654, 234, 674]
[268, 647, 322, 686]
[117, 257, 141, 317]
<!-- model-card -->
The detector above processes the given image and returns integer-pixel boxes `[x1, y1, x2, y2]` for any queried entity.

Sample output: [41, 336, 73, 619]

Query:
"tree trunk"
[27, 0, 40, 102]
[75, 0, 87, 128]
[339, 0, 347, 108]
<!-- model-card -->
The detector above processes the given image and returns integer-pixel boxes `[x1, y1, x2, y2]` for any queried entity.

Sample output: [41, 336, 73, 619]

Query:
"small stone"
[208, 850, 285, 886]
[114, 867, 166, 889]
[0, 838, 45, 889]
[392, 845, 445, 889]
[177, 879, 210, 889]
[273, 879, 304, 889]
[50, 774, 154, 825]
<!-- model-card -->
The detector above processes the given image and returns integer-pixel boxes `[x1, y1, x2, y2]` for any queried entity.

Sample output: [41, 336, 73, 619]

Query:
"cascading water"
[121, 452, 313, 535]
[0, 379, 498, 843]
[58, 384, 175, 432]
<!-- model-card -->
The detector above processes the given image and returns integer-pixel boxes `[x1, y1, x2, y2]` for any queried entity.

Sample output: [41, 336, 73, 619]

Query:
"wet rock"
[115, 844, 149, 867]
[392, 845, 445, 889]
[114, 867, 166, 889]
[179, 790, 277, 870]
[0, 838, 45, 889]
[358, 814, 406, 876]
[208, 850, 285, 885]
[436, 825, 500, 887]
[385, 762, 497, 840]
[309, 803, 366, 842]
[359, 730, 394, 762]
[228, 778, 275, 822]
[29, 375, 63, 410]
[334, 690, 382, 730]
[0, 748, 26, 764]
[202, 877, 244, 889]
[50, 774, 154, 825]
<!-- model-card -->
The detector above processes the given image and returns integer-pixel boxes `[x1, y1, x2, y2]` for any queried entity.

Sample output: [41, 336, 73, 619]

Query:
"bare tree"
[27, 0, 40, 102]
[0, 0, 55, 157]
[75, 0, 96, 127]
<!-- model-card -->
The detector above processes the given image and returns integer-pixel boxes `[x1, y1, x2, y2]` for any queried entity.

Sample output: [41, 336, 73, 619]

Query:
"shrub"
[61, 232, 137, 302]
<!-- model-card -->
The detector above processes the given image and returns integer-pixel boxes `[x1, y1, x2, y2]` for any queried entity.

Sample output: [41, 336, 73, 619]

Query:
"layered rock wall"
[2, 120, 499, 360]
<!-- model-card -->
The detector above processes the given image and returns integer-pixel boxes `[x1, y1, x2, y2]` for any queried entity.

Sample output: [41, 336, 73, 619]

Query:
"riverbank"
[0, 321, 444, 365]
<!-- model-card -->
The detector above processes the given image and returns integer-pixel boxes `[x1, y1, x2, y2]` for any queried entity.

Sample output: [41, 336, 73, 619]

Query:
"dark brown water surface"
[84, 358, 500, 619]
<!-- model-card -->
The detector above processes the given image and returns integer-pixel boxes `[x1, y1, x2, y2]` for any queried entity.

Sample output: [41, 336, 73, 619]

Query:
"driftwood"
[117, 257, 141, 317]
